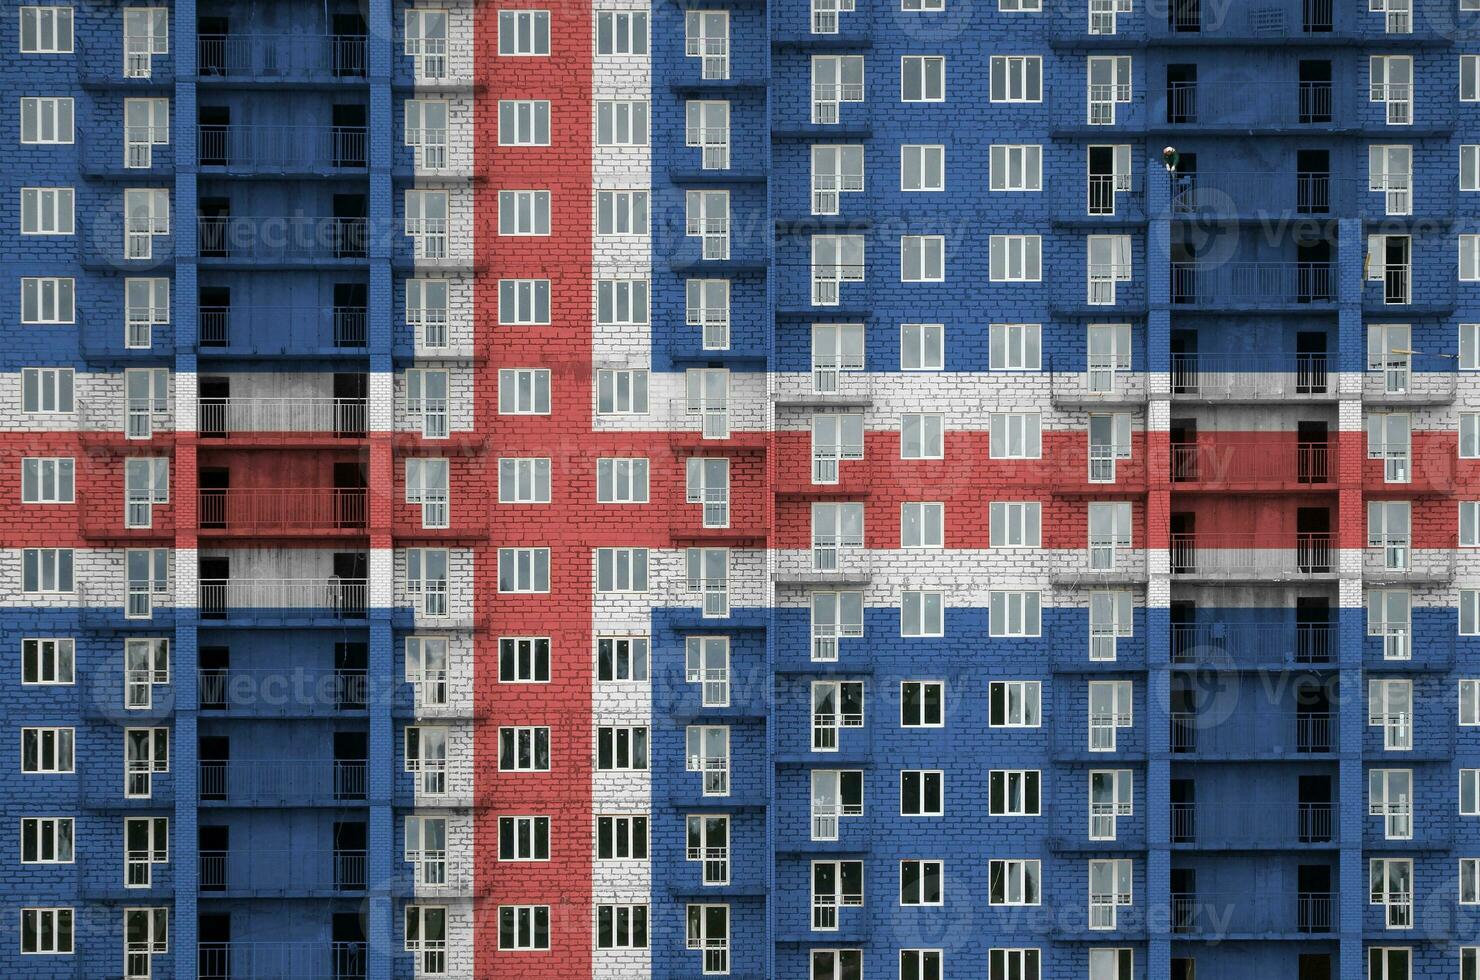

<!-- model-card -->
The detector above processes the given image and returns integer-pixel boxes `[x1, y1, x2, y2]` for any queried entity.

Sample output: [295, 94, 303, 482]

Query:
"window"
[901, 590, 943, 637]
[1089, 769, 1134, 839]
[686, 904, 729, 974]
[901, 681, 944, 727]
[812, 950, 863, 980]
[990, 56, 1042, 101]
[812, 233, 866, 305]
[1369, 145, 1412, 215]
[812, 591, 864, 661]
[812, 55, 865, 124]
[1088, 234, 1133, 304]
[1466, 55, 1480, 100]
[1088, 501, 1133, 570]
[405, 100, 449, 170]
[403, 9, 448, 81]
[124, 277, 169, 349]
[498, 368, 551, 414]
[598, 726, 649, 771]
[990, 680, 1042, 726]
[1371, 857, 1414, 927]
[406, 548, 450, 617]
[498, 10, 550, 55]
[24, 367, 75, 413]
[1366, 950, 1408, 980]
[1464, 590, 1480, 636]
[22, 638, 73, 685]
[901, 769, 943, 815]
[405, 636, 450, 706]
[405, 458, 449, 529]
[122, 98, 169, 171]
[122, 638, 168, 711]
[812, 860, 864, 928]
[987, 323, 1043, 372]
[812, 323, 864, 392]
[990, 501, 1042, 548]
[22, 548, 73, 593]
[1465, 414, 1480, 458]
[498, 458, 551, 504]
[498, 100, 550, 146]
[1089, 859, 1133, 929]
[597, 635, 650, 682]
[20, 907, 72, 954]
[19, 7, 73, 53]
[125, 911, 170, 980]
[498, 637, 550, 683]
[901, 414, 944, 460]
[685, 637, 730, 708]
[20, 277, 73, 325]
[812, 680, 865, 751]
[1464, 235, 1480, 282]
[687, 368, 731, 439]
[1466, 147, 1480, 194]
[402, 189, 449, 260]
[123, 457, 168, 528]
[499, 726, 550, 771]
[990, 591, 1042, 637]
[1462, 858, 1479, 904]
[498, 547, 550, 593]
[1465, 948, 1478, 980]
[1088, 680, 1133, 751]
[1370, 678, 1414, 751]
[405, 906, 447, 974]
[990, 144, 1042, 191]
[121, 7, 167, 78]
[123, 727, 168, 798]
[811, 413, 863, 485]
[812, 769, 863, 838]
[901, 502, 944, 548]
[596, 458, 648, 504]
[19, 97, 72, 144]
[595, 547, 647, 592]
[989, 769, 1041, 816]
[990, 949, 1041, 980]
[990, 412, 1042, 459]
[597, 369, 648, 415]
[597, 278, 650, 325]
[1086, 55, 1133, 124]
[1464, 769, 1479, 815]
[1370, 768, 1414, 839]
[686, 100, 730, 169]
[597, 100, 649, 145]
[1371, 55, 1414, 125]
[124, 816, 167, 887]
[686, 190, 729, 259]
[904, 0, 946, 9]
[404, 728, 449, 798]
[597, 10, 648, 55]
[1089, 591, 1134, 661]
[20, 187, 73, 234]
[125, 548, 168, 618]
[596, 904, 648, 949]
[403, 816, 451, 889]
[901, 235, 945, 282]
[900, 859, 942, 905]
[1464, 324, 1480, 371]
[687, 725, 730, 795]
[20, 457, 73, 504]
[901, 950, 944, 980]
[989, 859, 1040, 905]
[21, 817, 73, 864]
[498, 190, 550, 236]
[685, 10, 729, 79]
[990, 235, 1042, 281]
[598, 814, 649, 860]
[812, 144, 865, 215]
[496, 815, 549, 861]
[1090, 949, 1135, 980]
[902, 144, 944, 191]
[122, 187, 169, 259]
[901, 323, 944, 370]
[1462, 679, 1480, 725]
[596, 190, 649, 236]
[901, 56, 945, 102]
[687, 457, 730, 528]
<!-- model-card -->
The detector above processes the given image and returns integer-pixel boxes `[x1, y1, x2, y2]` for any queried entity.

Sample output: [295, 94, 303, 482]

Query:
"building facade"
[4, 1, 1480, 979]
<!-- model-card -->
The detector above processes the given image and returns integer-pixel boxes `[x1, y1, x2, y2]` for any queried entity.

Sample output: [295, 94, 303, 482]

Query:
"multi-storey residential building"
[4, 1, 1480, 979]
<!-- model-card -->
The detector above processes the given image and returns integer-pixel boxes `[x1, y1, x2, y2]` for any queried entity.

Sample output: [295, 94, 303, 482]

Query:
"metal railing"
[197, 397, 368, 438]
[198, 578, 369, 617]
[199, 848, 367, 892]
[1170, 711, 1335, 754]
[198, 125, 367, 170]
[198, 489, 368, 532]
[1170, 622, 1335, 665]
[198, 305, 367, 351]
[198, 667, 368, 713]
[1170, 801, 1334, 845]
[1170, 532, 1334, 578]
[1170, 171, 1356, 216]
[1171, 891, 1337, 935]
[1171, 262, 1335, 307]
[197, 34, 368, 81]
[1170, 442, 1331, 486]
[198, 759, 368, 803]
[198, 217, 368, 262]
[1164, 80, 1334, 127]
[198, 941, 366, 980]
[1170, 353, 1331, 399]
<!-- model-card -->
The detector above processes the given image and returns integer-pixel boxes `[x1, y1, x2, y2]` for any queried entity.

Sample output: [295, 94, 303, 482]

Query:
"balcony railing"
[1160, 0, 1334, 36]
[1170, 442, 1331, 487]
[198, 759, 367, 803]
[198, 124, 368, 170]
[199, 848, 367, 893]
[1170, 532, 1334, 578]
[198, 941, 366, 980]
[198, 397, 368, 439]
[1172, 891, 1337, 935]
[1171, 354, 1331, 400]
[1048, 365, 1147, 405]
[1170, 622, 1335, 666]
[1170, 711, 1336, 755]
[198, 489, 368, 533]
[198, 217, 368, 262]
[199, 578, 369, 617]
[1051, 548, 1148, 584]
[1362, 547, 1456, 583]
[199, 667, 368, 714]
[1170, 801, 1334, 846]
[197, 34, 368, 82]
[1171, 262, 1335, 307]
[199, 305, 368, 352]
[1170, 171, 1356, 216]
[1163, 80, 1335, 128]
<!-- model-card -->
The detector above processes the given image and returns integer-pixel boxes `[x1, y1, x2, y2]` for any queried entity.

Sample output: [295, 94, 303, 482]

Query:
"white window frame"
[596, 457, 650, 504]
[989, 55, 1043, 102]
[497, 189, 551, 236]
[498, 368, 551, 415]
[901, 55, 946, 102]
[21, 817, 74, 864]
[990, 679, 1042, 726]
[21, 457, 74, 504]
[900, 680, 944, 728]
[901, 590, 943, 637]
[20, 277, 74, 325]
[498, 457, 551, 504]
[989, 501, 1042, 548]
[497, 10, 551, 56]
[596, 10, 649, 57]
[988, 858, 1041, 906]
[498, 100, 551, 146]
[901, 144, 945, 191]
[596, 189, 649, 236]
[20, 187, 73, 235]
[597, 369, 649, 416]
[901, 322, 944, 370]
[989, 590, 1042, 637]
[21, 638, 74, 686]
[19, 7, 74, 54]
[19, 97, 73, 145]
[498, 725, 550, 772]
[990, 144, 1042, 191]
[495, 814, 549, 862]
[990, 235, 1042, 281]
[596, 99, 649, 146]
[988, 769, 1041, 817]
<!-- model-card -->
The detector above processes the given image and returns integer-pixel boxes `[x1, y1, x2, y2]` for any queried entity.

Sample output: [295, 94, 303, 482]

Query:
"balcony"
[1054, 172, 1147, 222]
[198, 759, 367, 805]
[1170, 801, 1335, 848]
[1171, 891, 1337, 937]
[198, 216, 368, 266]
[1170, 533, 1335, 580]
[1154, 0, 1335, 39]
[1170, 623, 1335, 667]
[1170, 171, 1356, 218]
[1157, 80, 1337, 130]
[1170, 710, 1336, 756]
[1051, 548, 1149, 585]
[1169, 442, 1332, 489]
[199, 578, 369, 624]
[197, 34, 368, 84]
[772, 371, 873, 408]
[78, 396, 174, 446]
[198, 124, 368, 173]
[198, 489, 368, 537]
[198, 942, 366, 980]
[199, 667, 368, 716]
[773, 547, 871, 586]
[1170, 262, 1336, 310]
[199, 848, 366, 895]
[1048, 364, 1147, 407]
[199, 305, 368, 356]
[1362, 547, 1455, 584]
[1363, 366, 1458, 405]
[77, 493, 175, 542]
[1170, 354, 1333, 401]
[198, 397, 368, 443]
